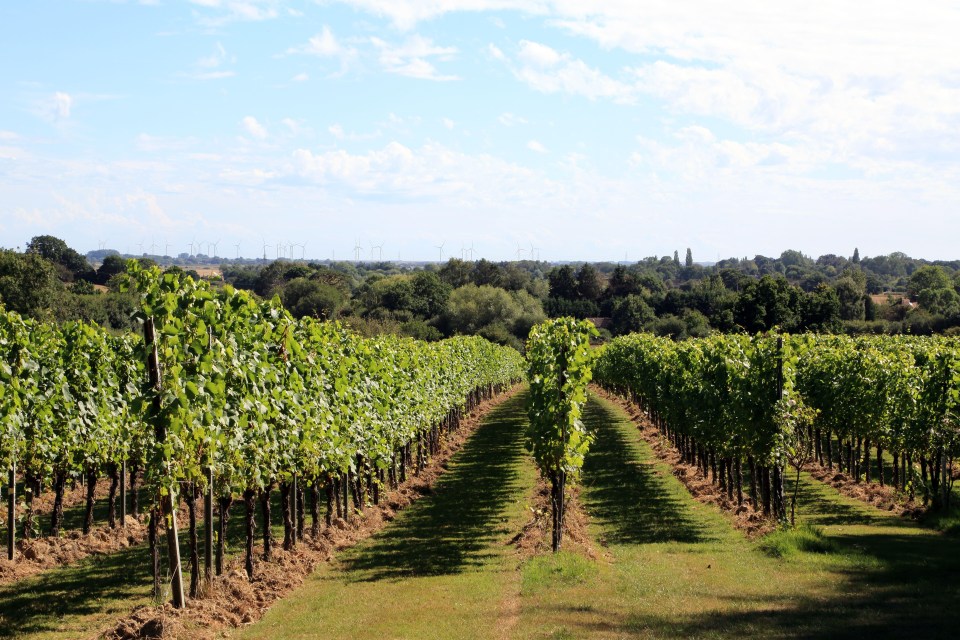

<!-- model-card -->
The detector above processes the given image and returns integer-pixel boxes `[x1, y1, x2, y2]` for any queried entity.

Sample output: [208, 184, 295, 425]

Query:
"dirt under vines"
[803, 463, 925, 518]
[0, 481, 153, 586]
[105, 385, 522, 640]
[510, 475, 597, 561]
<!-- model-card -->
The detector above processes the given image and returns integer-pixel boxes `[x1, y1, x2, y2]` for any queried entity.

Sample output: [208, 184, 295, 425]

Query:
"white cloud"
[290, 26, 346, 57]
[198, 42, 228, 68]
[487, 43, 506, 61]
[185, 42, 236, 79]
[503, 40, 635, 103]
[318, 0, 549, 31]
[136, 133, 201, 152]
[54, 92, 73, 119]
[289, 141, 568, 207]
[333, 2, 960, 181]
[517, 40, 562, 67]
[191, 70, 237, 80]
[0, 146, 23, 160]
[286, 27, 357, 75]
[442, 118, 455, 130]
[281, 118, 303, 135]
[328, 123, 381, 141]
[370, 35, 459, 81]
[497, 112, 527, 126]
[527, 140, 547, 153]
[0, 131, 18, 141]
[291, 72, 309, 82]
[189, 0, 282, 25]
[241, 116, 268, 139]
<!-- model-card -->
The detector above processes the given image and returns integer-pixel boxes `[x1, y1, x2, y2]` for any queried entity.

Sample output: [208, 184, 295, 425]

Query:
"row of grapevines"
[125, 260, 525, 602]
[795, 334, 959, 507]
[0, 308, 141, 542]
[1, 262, 524, 606]
[594, 333, 801, 522]
[525, 317, 597, 552]
[595, 332, 960, 522]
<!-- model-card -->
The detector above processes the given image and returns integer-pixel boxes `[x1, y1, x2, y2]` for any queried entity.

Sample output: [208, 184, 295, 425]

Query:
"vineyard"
[0, 262, 524, 606]
[594, 332, 960, 522]
[2, 290, 960, 638]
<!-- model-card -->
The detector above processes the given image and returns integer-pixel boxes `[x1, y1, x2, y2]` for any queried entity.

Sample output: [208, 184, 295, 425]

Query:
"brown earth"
[510, 476, 598, 561]
[104, 385, 521, 640]
[0, 478, 149, 585]
[803, 463, 924, 518]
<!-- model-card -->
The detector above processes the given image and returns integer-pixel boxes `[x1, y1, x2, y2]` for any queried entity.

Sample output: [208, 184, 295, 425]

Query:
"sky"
[2, 1, 960, 263]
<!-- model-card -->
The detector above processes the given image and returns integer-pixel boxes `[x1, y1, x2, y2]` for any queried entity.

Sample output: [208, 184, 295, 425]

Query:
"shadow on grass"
[580, 398, 716, 545]
[0, 544, 152, 637]
[788, 476, 891, 528]
[618, 536, 960, 639]
[341, 393, 530, 581]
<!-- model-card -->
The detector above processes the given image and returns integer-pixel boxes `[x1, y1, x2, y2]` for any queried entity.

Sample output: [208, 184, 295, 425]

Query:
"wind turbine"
[467, 243, 475, 261]
[165, 242, 173, 257]
[262, 240, 270, 261]
[137, 241, 145, 255]
[211, 240, 220, 258]
[371, 243, 383, 261]
[516, 245, 525, 261]
[435, 242, 445, 262]
[235, 243, 241, 259]
[353, 239, 363, 262]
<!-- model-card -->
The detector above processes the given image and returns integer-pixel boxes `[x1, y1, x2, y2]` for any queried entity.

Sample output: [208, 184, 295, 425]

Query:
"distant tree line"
[3, 237, 960, 344]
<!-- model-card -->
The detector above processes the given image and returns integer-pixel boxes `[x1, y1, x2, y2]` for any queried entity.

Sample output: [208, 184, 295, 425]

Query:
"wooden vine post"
[120, 459, 127, 527]
[7, 459, 14, 561]
[205, 467, 213, 580]
[144, 316, 186, 609]
[774, 335, 786, 524]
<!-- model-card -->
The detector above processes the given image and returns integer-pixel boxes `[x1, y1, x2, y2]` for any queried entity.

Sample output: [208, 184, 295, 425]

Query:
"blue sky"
[2, 1, 960, 262]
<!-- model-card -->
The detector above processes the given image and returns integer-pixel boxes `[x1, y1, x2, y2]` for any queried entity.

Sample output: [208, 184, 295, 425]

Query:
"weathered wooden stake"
[205, 468, 214, 579]
[7, 462, 15, 561]
[145, 316, 185, 608]
[120, 459, 127, 528]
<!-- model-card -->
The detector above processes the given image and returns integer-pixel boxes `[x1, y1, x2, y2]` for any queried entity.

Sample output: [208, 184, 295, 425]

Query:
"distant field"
[189, 265, 222, 278]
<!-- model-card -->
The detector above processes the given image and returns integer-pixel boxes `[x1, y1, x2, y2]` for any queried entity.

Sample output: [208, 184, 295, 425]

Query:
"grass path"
[514, 393, 960, 640]
[238, 391, 538, 640]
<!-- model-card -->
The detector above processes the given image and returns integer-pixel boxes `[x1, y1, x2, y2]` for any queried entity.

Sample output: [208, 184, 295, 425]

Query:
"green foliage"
[547, 266, 579, 300]
[0, 249, 63, 320]
[282, 277, 346, 319]
[908, 265, 952, 301]
[96, 254, 128, 285]
[26, 235, 95, 283]
[445, 284, 545, 347]
[525, 318, 597, 481]
[575, 264, 602, 302]
[410, 270, 452, 318]
[610, 295, 654, 335]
